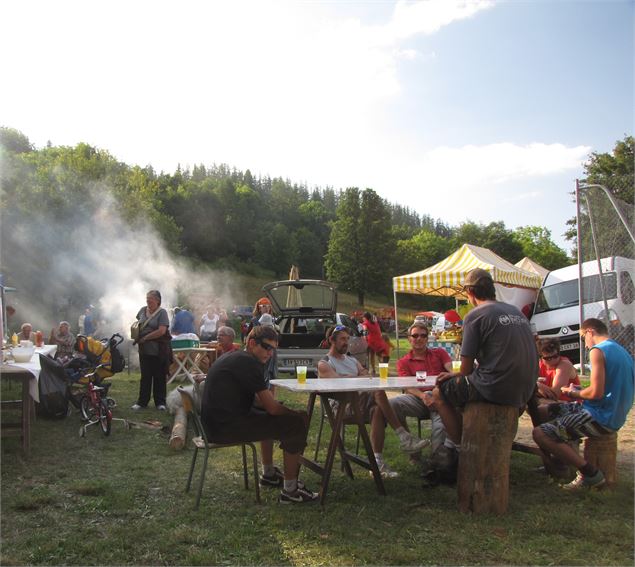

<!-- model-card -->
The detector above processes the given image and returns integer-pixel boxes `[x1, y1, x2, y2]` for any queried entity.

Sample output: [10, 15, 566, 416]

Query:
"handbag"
[131, 308, 162, 342]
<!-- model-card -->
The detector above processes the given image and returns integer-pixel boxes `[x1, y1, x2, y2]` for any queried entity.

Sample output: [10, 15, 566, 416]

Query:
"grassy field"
[1, 372, 633, 566]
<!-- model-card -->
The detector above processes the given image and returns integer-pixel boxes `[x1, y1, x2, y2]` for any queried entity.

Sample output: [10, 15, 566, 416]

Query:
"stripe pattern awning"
[393, 243, 543, 298]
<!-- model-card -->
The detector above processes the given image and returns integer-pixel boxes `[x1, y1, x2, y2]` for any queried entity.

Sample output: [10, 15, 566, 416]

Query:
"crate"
[171, 338, 200, 349]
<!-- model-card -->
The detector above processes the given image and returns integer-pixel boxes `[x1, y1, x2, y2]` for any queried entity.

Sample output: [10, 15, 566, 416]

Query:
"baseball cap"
[256, 297, 271, 306]
[462, 268, 493, 288]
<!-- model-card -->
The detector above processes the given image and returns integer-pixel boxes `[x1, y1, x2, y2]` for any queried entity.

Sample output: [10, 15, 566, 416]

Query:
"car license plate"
[284, 359, 311, 367]
[560, 342, 579, 351]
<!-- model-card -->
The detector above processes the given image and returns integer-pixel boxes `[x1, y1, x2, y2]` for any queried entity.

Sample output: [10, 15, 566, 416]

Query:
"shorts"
[329, 391, 377, 423]
[438, 375, 487, 408]
[389, 393, 432, 425]
[538, 402, 614, 443]
[206, 410, 307, 454]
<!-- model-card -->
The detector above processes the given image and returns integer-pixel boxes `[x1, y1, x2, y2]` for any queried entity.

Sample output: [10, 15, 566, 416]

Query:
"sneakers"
[279, 485, 319, 504]
[260, 466, 284, 488]
[399, 433, 431, 454]
[562, 470, 606, 491]
[130, 404, 144, 410]
[157, 405, 167, 411]
[369, 462, 399, 479]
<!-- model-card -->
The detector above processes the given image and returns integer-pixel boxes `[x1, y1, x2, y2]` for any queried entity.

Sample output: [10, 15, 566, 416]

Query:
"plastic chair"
[177, 387, 261, 508]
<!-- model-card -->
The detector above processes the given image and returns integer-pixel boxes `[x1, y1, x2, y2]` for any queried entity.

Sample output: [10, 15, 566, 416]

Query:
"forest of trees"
[5, 128, 628, 307]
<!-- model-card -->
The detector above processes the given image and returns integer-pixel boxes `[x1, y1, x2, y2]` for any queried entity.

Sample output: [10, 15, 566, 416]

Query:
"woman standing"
[361, 311, 389, 375]
[247, 298, 272, 334]
[132, 290, 170, 411]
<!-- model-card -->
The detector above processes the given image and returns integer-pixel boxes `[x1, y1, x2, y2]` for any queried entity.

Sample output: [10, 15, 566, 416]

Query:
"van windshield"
[534, 272, 617, 314]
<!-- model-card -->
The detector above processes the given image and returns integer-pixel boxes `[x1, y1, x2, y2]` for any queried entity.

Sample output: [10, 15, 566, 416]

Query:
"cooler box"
[171, 338, 200, 349]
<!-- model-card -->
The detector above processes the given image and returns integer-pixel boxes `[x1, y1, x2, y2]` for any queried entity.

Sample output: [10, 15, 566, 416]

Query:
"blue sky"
[1, 0, 632, 253]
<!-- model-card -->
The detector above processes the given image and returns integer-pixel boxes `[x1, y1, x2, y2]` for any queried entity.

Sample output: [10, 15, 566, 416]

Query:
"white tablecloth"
[1, 345, 58, 402]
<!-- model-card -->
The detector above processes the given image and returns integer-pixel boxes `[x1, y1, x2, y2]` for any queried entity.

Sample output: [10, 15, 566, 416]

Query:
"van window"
[535, 272, 618, 314]
[620, 271, 635, 305]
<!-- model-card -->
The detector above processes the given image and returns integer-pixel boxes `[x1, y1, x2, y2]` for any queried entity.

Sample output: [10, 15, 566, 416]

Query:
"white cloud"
[418, 142, 591, 188]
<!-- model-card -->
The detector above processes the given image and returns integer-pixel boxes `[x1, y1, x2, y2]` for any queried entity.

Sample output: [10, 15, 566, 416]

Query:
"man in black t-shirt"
[201, 325, 318, 504]
[431, 268, 538, 444]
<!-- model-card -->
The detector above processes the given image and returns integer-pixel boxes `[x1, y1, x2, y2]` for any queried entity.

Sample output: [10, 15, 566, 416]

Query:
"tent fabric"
[393, 243, 542, 298]
[515, 257, 549, 279]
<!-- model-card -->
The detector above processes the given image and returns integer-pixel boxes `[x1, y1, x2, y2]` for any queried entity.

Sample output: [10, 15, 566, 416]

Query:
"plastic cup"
[296, 366, 307, 384]
[452, 361, 461, 373]
[378, 363, 389, 380]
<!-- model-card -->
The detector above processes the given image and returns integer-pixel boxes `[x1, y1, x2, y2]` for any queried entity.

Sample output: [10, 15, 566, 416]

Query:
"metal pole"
[575, 180, 586, 368]
[393, 289, 400, 360]
[584, 192, 611, 328]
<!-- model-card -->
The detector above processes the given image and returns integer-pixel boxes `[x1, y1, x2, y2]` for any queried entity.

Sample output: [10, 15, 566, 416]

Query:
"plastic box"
[171, 338, 200, 349]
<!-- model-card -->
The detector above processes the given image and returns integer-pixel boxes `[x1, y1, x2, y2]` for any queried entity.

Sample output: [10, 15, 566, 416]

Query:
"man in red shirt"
[390, 322, 453, 455]
[217, 326, 241, 356]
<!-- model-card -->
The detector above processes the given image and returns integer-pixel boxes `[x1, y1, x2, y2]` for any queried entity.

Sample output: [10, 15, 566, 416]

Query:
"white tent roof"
[515, 257, 549, 280]
[393, 243, 543, 299]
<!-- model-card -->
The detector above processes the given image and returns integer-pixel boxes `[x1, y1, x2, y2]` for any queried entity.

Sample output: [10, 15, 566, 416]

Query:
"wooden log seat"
[584, 432, 618, 487]
[458, 402, 519, 515]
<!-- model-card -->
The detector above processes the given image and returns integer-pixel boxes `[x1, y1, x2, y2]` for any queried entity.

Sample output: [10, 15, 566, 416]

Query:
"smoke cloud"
[1, 165, 248, 343]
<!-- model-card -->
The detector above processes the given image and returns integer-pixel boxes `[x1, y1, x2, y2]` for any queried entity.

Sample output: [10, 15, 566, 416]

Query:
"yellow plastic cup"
[378, 363, 389, 380]
[296, 366, 307, 384]
[452, 361, 461, 374]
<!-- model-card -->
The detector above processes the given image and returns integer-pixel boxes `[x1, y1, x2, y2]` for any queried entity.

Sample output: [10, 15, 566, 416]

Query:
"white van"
[531, 256, 635, 363]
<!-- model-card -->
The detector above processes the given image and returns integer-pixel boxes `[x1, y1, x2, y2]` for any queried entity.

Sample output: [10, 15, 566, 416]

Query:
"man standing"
[201, 325, 318, 503]
[432, 268, 538, 444]
[533, 318, 634, 490]
[317, 326, 428, 478]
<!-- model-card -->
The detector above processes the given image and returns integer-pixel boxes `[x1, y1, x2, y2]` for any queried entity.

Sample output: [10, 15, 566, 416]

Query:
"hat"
[258, 314, 275, 327]
[256, 297, 271, 306]
[462, 268, 493, 288]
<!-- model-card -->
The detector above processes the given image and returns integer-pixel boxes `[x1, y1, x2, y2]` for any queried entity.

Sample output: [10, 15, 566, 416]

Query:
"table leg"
[349, 392, 385, 495]
[167, 356, 189, 384]
[21, 376, 31, 455]
[318, 395, 349, 505]
[321, 394, 354, 480]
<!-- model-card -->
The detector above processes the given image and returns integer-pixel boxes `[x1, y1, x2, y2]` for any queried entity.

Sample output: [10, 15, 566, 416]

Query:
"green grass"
[1, 373, 633, 565]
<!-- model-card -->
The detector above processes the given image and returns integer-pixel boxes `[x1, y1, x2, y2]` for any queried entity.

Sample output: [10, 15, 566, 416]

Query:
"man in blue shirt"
[533, 317, 634, 490]
[171, 306, 196, 335]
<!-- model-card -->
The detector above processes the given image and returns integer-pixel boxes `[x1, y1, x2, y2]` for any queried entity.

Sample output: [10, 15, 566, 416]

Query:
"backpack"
[108, 341, 126, 373]
[421, 445, 459, 487]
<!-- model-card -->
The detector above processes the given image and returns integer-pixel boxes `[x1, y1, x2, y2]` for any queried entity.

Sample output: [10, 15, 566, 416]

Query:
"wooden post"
[458, 402, 518, 515]
[584, 432, 618, 486]
[169, 407, 187, 450]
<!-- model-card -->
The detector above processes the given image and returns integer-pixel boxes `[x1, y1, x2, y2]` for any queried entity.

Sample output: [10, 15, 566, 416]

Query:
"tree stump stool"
[584, 432, 618, 486]
[458, 402, 519, 515]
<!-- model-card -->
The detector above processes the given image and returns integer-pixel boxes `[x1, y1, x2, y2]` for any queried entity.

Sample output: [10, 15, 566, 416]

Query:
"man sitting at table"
[371, 322, 456, 471]
[430, 268, 537, 445]
[201, 325, 319, 504]
[216, 326, 241, 356]
[317, 325, 429, 478]
[17, 323, 34, 342]
[532, 318, 634, 490]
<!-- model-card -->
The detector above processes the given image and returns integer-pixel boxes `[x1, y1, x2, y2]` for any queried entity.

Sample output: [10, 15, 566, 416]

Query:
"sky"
[1, 0, 633, 253]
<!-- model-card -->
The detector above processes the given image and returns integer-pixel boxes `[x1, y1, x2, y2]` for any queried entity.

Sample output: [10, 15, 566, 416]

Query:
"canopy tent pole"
[393, 289, 400, 360]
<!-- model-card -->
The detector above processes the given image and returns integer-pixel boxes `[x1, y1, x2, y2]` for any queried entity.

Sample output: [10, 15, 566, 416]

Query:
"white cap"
[259, 313, 275, 327]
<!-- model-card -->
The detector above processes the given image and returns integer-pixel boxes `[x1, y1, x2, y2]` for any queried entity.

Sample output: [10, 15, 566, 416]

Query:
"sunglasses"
[541, 354, 559, 361]
[409, 333, 428, 339]
[256, 340, 276, 351]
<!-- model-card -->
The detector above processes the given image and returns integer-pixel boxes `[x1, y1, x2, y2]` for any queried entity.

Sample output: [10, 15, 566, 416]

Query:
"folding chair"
[177, 387, 261, 508]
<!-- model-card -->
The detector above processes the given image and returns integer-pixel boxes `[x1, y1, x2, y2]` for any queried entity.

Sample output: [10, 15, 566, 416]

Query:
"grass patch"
[2, 372, 633, 565]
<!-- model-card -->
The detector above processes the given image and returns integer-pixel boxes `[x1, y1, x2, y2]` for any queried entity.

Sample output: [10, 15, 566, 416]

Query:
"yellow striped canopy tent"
[393, 243, 543, 300]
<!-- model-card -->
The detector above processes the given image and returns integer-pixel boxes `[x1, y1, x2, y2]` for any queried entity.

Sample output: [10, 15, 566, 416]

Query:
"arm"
[317, 359, 337, 378]
[256, 389, 301, 417]
[563, 348, 606, 401]
[548, 360, 574, 397]
[139, 325, 168, 343]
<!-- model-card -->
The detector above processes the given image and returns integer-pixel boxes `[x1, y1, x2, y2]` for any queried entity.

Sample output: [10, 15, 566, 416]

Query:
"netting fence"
[577, 179, 635, 366]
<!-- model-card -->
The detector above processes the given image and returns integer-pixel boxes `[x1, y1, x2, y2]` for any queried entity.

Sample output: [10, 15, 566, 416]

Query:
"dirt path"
[514, 405, 635, 469]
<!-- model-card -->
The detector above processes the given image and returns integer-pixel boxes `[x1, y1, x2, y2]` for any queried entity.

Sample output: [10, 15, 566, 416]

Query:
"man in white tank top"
[318, 326, 429, 478]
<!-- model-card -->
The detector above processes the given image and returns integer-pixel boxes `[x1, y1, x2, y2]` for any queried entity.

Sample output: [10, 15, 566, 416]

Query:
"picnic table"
[271, 376, 435, 505]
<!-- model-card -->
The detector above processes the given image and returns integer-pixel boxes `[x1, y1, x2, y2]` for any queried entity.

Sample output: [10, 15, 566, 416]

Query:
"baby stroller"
[65, 333, 128, 436]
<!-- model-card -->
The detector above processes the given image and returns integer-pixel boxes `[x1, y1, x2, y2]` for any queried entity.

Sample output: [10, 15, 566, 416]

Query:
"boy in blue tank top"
[533, 318, 634, 490]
